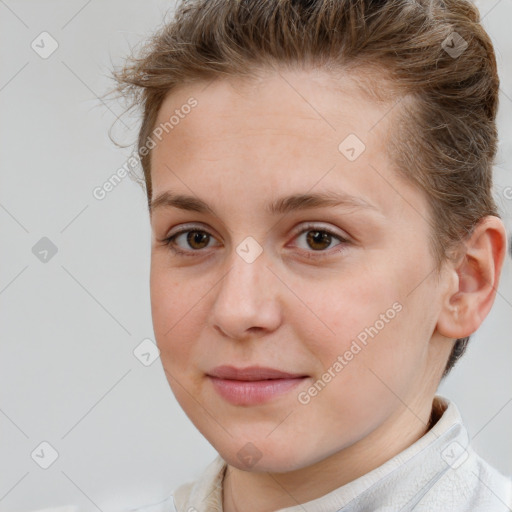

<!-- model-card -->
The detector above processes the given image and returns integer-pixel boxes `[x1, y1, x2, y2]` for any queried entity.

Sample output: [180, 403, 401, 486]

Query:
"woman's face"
[149, 69, 454, 473]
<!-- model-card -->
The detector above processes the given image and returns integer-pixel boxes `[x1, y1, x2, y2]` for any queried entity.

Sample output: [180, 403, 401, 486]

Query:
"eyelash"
[160, 223, 350, 260]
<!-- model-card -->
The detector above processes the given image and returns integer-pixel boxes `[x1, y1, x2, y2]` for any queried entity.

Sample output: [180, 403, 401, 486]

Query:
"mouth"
[206, 365, 309, 405]
[207, 365, 307, 380]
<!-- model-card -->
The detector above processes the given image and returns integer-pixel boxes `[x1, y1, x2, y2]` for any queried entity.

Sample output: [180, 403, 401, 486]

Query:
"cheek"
[298, 291, 413, 442]
[294, 271, 401, 355]
[149, 267, 208, 410]
[310, 280, 435, 419]
[149, 263, 203, 362]
[294, 268, 422, 405]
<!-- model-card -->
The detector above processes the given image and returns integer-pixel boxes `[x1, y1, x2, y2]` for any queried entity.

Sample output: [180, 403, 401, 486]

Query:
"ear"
[436, 216, 508, 339]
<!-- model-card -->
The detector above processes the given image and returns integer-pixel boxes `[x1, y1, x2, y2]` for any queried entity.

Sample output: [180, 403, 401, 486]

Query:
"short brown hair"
[110, 0, 502, 379]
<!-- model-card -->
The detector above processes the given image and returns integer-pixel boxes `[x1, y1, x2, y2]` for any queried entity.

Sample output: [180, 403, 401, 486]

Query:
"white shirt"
[129, 394, 512, 512]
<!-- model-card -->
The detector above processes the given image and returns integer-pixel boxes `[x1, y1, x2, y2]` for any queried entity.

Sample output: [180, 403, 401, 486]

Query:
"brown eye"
[292, 224, 350, 259]
[162, 227, 218, 256]
[305, 230, 333, 251]
[185, 230, 211, 250]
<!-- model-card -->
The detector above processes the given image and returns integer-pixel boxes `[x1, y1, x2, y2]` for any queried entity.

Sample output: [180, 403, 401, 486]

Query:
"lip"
[207, 365, 309, 406]
[207, 365, 307, 380]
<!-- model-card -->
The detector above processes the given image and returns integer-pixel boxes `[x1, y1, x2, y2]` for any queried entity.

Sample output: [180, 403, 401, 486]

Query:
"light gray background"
[0, 1, 511, 511]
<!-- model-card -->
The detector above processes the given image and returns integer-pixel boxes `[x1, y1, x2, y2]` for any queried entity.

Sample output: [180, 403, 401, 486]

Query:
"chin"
[216, 440, 313, 474]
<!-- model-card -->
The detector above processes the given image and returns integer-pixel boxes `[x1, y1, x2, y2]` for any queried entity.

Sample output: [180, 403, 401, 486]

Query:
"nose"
[209, 243, 282, 341]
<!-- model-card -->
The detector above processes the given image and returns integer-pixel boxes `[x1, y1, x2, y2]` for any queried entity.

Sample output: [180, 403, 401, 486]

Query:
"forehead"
[153, 68, 390, 141]
[149, 69, 426, 223]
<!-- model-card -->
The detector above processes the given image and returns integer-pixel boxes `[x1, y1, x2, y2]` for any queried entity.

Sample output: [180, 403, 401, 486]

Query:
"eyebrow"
[150, 190, 380, 217]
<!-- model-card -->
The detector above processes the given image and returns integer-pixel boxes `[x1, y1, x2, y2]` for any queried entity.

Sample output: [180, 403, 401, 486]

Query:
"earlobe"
[435, 216, 507, 340]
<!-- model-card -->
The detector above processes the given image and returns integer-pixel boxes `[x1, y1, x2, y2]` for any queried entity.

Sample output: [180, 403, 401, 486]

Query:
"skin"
[148, 68, 507, 512]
